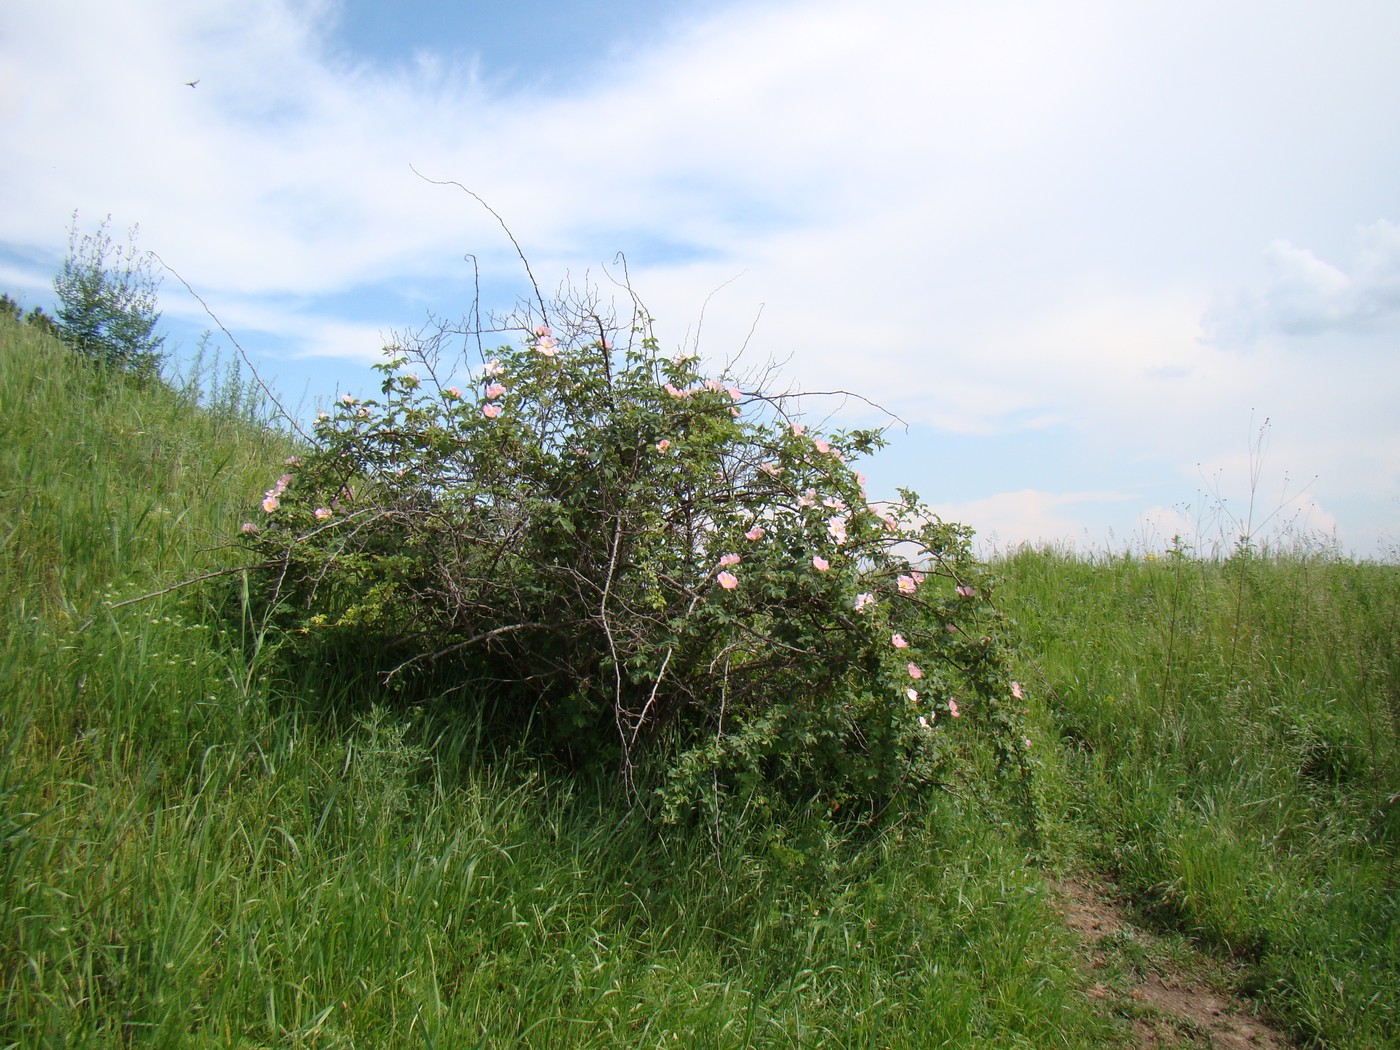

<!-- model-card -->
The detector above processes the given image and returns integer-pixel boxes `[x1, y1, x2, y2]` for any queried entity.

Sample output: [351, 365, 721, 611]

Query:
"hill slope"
[2, 313, 1394, 1047]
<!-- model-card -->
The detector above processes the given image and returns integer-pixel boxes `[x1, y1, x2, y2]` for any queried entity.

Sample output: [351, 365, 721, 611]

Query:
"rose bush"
[240, 300, 1032, 826]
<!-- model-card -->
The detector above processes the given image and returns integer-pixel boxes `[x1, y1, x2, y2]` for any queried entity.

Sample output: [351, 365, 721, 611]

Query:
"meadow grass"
[0, 315, 1120, 1047]
[998, 542, 1400, 1047]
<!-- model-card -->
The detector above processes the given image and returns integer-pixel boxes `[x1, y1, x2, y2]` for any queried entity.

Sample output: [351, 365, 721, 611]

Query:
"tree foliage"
[53, 214, 165, 379]
[240, 292, 1032, 827]
[0, 293, 65, 341]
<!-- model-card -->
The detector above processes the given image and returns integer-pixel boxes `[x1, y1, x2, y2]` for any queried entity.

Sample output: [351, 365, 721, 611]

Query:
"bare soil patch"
[1051, 879, 1294, 1049]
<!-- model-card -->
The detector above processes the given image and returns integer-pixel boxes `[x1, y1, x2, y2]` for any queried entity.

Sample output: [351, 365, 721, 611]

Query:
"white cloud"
[4, 0, 1400, 554]
[1203, 220, 1400, 346]
[932, 488, 1139, 555]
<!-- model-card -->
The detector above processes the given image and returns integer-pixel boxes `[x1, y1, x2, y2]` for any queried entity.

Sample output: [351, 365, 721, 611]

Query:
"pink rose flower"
[656, 439, 671, 452]
[897, 574, 917, 595]
[1011, 681, 1024, 700]
[906, 688, 919, 703]
[744, 524, 765, 541]
[261, 495, 279, 514]
[719, 553, 740, 567]
[907, 662, 923, 680]
[485, 382, 507, 399]
[948, 699, 960, 718]
[483, 403, 502, 419]
[812, 555, 830, 571]
[891, 633, 909, 649]
[314, 507, 333, 521]
[716, 571, 738, 590]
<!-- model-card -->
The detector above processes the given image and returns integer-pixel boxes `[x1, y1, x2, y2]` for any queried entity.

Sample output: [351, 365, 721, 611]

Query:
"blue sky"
[3, 0, 1399, 555]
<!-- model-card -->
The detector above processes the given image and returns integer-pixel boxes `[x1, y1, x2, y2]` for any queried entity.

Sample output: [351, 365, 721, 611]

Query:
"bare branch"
[410, 166, 548, 329]
[148, 253, 316, 445]
[76, 560, 276, 633]
[382, 622, 543, 680]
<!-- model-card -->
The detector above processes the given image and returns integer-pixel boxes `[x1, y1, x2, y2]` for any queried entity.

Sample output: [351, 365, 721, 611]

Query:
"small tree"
[53, 214, 165, 379]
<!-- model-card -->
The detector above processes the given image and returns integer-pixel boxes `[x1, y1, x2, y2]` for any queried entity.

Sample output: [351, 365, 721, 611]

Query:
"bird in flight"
[185, 79, 199, 88]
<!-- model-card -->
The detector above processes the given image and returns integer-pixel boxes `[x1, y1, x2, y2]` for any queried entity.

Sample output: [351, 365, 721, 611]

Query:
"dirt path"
[1051, 879, 1295, 1049]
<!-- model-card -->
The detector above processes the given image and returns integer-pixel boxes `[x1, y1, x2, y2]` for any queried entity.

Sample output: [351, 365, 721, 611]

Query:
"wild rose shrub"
[241, 306, 1030, 824]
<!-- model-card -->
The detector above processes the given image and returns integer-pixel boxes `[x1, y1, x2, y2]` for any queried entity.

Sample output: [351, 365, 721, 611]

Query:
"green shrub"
[240, 298, 1031, 826]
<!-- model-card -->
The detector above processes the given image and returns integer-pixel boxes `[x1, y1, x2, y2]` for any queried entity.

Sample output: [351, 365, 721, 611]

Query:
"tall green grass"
[999, 542, 1400, 1047]
[0, 315, 1121, 1047]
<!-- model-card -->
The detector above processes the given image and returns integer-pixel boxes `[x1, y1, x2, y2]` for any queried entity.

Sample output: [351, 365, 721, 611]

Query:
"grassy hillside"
[1, 311, 1395, 1047]
[999, 542, 1400, 1047]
